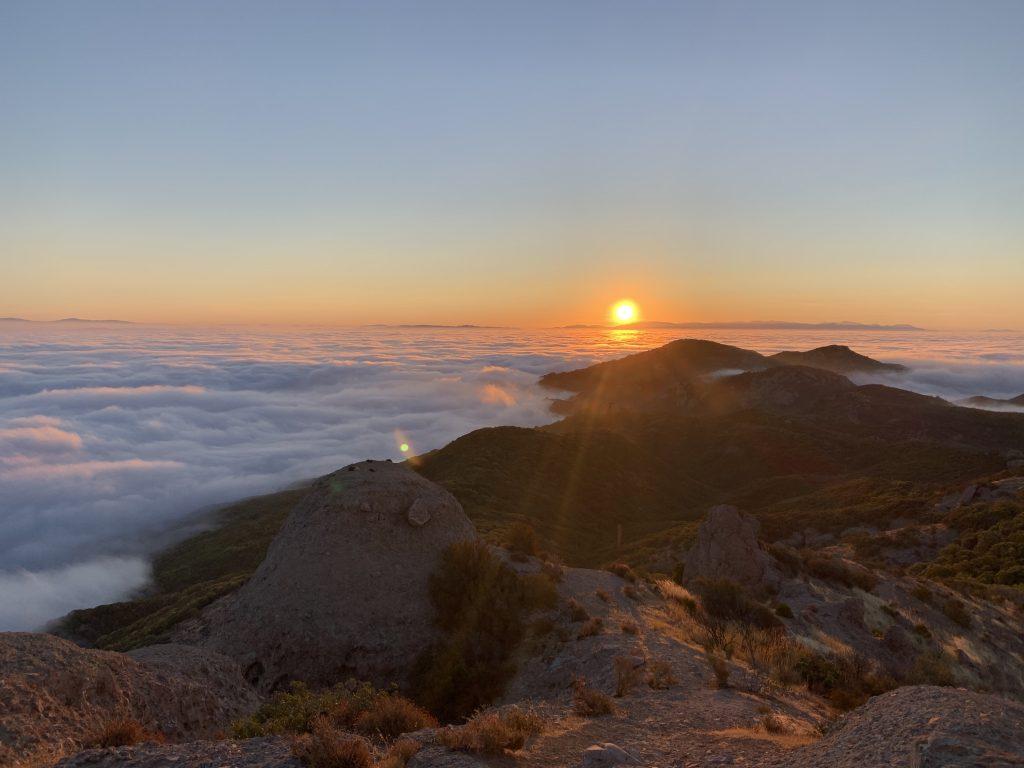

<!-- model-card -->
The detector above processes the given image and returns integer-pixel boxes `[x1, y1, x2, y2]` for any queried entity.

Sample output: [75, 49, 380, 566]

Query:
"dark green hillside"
[56, 486, 308, 650]
[414, 425, 706, 565]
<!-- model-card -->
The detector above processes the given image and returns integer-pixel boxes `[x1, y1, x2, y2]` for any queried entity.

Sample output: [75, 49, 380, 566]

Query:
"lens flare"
[400, 442, 410, 452]
[611, 300, 639, 324]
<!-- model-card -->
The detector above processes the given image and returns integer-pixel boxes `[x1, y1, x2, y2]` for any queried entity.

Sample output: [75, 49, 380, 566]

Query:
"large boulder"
[193, 460, 476, 693]
[683, 505, 780, 592]
[760, 686, 1024, 767]
[0, 633, 258, 767]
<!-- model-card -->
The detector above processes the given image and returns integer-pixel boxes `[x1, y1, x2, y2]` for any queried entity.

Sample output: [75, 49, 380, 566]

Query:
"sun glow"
[611, 300, 639, 325]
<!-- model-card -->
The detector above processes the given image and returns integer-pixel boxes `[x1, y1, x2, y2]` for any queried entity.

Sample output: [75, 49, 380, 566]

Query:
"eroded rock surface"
[0, 633, 257, 767]
[189, 460, 476, 693]
[763, 686, 1024, 767]
[683, 505, 780, 592]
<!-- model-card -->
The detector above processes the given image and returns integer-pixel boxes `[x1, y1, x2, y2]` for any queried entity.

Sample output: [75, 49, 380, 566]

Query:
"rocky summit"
[187, 460, 476, 693]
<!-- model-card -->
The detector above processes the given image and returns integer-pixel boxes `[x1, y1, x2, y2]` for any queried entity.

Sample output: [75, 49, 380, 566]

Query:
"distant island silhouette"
[562, 320, 925, 331]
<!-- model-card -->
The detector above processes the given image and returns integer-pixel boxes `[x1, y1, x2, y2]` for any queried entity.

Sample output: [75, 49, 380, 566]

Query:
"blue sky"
[2, 1, 1022, 327]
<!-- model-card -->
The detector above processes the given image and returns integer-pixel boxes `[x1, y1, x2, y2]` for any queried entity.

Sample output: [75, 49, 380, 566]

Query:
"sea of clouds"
[1, 323, 1021, 630]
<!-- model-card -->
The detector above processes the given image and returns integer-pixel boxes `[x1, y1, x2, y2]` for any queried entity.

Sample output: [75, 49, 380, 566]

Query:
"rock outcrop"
[0, 633, 258, 767]
[762, 686, 1024, 767]
[191, 460, 476, 693]
[683, 505, 780, 592]
[55, 738, 300, 768]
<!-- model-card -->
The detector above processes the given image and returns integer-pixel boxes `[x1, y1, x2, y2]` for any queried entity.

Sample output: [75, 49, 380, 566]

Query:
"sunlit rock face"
[683, 504, 781, 593]
[191, 460, 476, 693]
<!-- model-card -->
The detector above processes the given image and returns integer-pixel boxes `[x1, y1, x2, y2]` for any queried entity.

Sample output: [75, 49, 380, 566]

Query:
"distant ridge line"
[561, 320, 925, 331]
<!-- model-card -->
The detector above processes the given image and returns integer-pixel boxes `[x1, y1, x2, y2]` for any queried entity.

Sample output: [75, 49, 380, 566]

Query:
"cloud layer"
[1, 324, 1022, 630]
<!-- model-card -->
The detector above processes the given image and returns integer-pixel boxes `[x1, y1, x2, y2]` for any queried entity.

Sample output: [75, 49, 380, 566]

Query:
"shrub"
[411, 540, 552, 721]
[86, 718, 162, 748]
[793, 650, 894, 710]
[595, 589, 610, 603]
[774, 602, 793, 619]
[656, 579, 697, 614]
[910, 651, 956, 686]
[911, 583, 933, 603]
[622, 584, 639, 601]
[671, 562, 686, 584]
[606, 563, 637, 582]
[647, 659, 677, 689]
[759, 713, 790, 734]
[577, 617, 603, 639]
[292, 719, 372, 768]
[233, 680, 429, 738]
[376, 739, 421, 768]
[767, 543, 802, 575]
[707, 652, 730, 688]
[437, 706, 543, 754]
[620, 619, 638, 635]
[941, 598, 972, 628]
[803, 556, 877, 591]
[352, 696, 437, 739]
[233, 681, 349, 736]
[913, 622, 931, 638]
[613, 656, 643, 697]
[572, 679, 614, 716]
[506, 521, 539, 558]
[567, 598, 589, 622]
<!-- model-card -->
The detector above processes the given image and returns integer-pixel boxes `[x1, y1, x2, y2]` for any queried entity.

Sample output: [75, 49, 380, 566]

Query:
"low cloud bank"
[0, 556, 150, 631]
[1, 325, 1021, 630]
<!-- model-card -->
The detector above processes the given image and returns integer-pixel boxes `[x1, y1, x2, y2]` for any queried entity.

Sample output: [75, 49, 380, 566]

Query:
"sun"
[610, 299, 639, 325]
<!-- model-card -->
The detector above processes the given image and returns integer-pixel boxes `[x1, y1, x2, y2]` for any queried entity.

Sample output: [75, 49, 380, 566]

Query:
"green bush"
[232, 680, 427, 738]
[411, 540, 555, 721]
[774, 602, 794, 619]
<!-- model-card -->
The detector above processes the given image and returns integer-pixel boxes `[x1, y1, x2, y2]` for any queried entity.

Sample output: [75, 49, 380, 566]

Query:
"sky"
[2, 1, 1023, 328]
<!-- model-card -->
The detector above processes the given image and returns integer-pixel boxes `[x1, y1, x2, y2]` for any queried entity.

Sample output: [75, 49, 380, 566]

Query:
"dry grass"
[595, 588, 610, 603]
[613, 656, 643, 697]
[657, 579, 698, 612]
[375, 739, 421, 768]
[292, 718, 373, 768]
[606, 562, 637, 582]
[759, 713, 792, 735]
[622, 584, 639, 601]
[437, 706, 543, 754]
[86, 718, 164, 748]
[620, 619, 639, 635]
[572, 678, 614, 716]
[647, 659, 677, 689]
[352, 696, 437, 739]
[567, 598, 589, 622]
[577, 617, 603, 639]
[707, 652, 730, 688]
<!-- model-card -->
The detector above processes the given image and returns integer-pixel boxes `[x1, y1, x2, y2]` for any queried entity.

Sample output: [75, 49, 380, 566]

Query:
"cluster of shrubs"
[410, 540, 557, 721]
[658, 575, 962, 709]
[913, 499, 1024, 587]
[232, 680, 436, 740]
[86, 718, 165, 748]
[230, 680, 435, 768]
[436, 706, 543, 754]
[292, 723, 420, 768]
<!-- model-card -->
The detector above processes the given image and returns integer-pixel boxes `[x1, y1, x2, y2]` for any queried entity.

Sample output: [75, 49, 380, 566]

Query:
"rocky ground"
[4, 463, 1024, 768]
